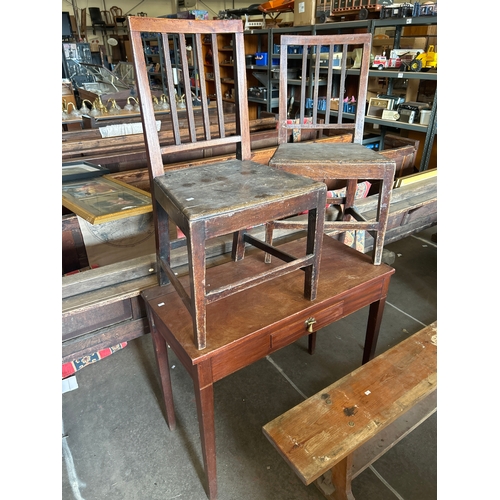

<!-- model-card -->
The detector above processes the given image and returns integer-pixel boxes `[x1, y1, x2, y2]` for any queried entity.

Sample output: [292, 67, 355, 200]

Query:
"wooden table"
[141, 235, 395, 499]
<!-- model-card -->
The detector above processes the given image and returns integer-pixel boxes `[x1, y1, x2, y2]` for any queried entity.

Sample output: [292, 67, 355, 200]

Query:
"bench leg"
[330, 454, 355, 500]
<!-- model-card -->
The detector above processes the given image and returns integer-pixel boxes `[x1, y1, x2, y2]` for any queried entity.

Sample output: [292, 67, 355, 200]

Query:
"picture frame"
[62, 175, 152, 224]
[367, 97, 392, 118]
[62, 161, 110, 182]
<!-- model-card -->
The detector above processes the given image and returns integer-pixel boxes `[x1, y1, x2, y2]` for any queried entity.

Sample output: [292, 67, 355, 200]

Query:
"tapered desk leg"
[362, 296, 387, 365]
[149, 313, 176, 430]
[193, 362, 217, 500]
[308, 332, 317, 355]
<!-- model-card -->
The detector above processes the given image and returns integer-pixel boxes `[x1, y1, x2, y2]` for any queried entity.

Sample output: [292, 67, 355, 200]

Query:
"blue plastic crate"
[255, 52, 268, 66]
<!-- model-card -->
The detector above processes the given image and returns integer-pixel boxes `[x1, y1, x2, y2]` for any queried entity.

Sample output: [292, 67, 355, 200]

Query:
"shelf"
[373, 16, 438, 28]
[324, 111, 431, 133]
[247, 64, 268, 70]
[364, 115, 430, 133]
[315, 19, 372, 32]
[248, 96, 279, 107]
[368, 69, 437, 80]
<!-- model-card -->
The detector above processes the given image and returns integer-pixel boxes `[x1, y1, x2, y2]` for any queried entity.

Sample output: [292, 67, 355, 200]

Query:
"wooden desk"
[141, 235, 395, 500]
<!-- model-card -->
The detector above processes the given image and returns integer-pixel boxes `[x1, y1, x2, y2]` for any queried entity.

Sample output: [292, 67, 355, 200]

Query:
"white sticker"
[299, 1, 305, 13]
[397, 72, 404, 78]
[364, 390, 371, 395]
[406, 18, 412, 24]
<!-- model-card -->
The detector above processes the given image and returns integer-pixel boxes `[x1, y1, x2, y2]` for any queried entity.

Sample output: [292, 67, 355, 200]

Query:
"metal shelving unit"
[142, 34, 168, 94]
[369, 15, 437, 170]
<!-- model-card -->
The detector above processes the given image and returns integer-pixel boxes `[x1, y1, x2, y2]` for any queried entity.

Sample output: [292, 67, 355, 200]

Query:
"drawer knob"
[305, 317, 317, 333]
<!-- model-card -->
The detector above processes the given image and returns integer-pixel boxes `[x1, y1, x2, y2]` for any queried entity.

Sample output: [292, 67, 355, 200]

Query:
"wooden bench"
[263, 322, 437, 500]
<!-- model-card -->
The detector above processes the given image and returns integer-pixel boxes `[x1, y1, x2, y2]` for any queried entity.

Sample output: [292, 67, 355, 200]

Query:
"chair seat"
[155, 159, 325, 227]
[269, 143, 393, 177]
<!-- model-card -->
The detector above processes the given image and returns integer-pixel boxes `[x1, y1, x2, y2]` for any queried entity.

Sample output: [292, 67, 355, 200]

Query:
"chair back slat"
[277, 32, 372, 145]
[129, 17, 251, 182]
[193, 33, 212, 140]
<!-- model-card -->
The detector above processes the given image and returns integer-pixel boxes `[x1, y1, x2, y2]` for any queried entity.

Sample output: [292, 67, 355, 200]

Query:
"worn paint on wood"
[262, 322, 437, 486]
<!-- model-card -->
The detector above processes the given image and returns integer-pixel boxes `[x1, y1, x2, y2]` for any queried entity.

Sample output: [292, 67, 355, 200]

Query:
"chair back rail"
[128, 17, 251, 182]
[278, 33, 372, 144]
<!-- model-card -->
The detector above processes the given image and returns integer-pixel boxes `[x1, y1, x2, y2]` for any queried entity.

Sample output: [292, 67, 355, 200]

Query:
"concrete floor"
[62, 227, 437, 500]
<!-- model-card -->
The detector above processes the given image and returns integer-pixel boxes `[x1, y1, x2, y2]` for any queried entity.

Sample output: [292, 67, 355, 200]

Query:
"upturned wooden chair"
[268, 33, 396, 265]
[129, 17, 327, 350]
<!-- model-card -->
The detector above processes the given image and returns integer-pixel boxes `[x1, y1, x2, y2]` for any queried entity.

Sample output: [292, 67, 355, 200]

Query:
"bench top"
[262, 322, 437, 485]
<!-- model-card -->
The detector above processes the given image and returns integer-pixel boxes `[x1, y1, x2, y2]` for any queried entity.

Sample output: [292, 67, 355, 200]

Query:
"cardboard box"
[294, 0, 316, 26]
[402, 25, 437, 37]
[399, 37, 428, 50]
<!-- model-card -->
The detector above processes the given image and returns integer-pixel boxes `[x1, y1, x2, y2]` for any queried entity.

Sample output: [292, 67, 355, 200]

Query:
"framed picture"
[62, 161, 110, 182]
[62, 175, 152, 224]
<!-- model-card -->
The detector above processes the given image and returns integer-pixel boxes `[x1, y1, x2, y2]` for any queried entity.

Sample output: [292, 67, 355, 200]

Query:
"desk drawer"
[211, 301, 344, 381]
[270, 301, 344, 351]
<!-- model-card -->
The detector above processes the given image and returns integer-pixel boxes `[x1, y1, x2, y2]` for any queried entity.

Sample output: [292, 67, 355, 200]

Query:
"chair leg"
[264, 222, 275, 264]
[187, 221, 208, 350]
[339, 179, 357, 247]
[156, 200, 171, 285]
[372, 176, 393, 265]
[231, 229, 246, 262]
[304, 191, 326, 300]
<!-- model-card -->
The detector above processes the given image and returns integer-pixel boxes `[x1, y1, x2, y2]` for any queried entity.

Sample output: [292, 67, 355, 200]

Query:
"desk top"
[142, 236, 394, 366]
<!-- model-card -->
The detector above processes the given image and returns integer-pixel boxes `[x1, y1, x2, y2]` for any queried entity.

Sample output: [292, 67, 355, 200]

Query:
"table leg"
[193, 362, 217, 500]
[362, 296, 387, 364]
[150, 322, 176, 431]
[308, 332, 317, 355]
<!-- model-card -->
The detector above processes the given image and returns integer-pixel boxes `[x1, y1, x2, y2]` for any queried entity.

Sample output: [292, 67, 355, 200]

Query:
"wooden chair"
[88, 7, 106, 35]
[268, 33, 396, 265]
[110, 6, 127, 30]
[101, 10, 115, 28]
[129, 17, 327, 350]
